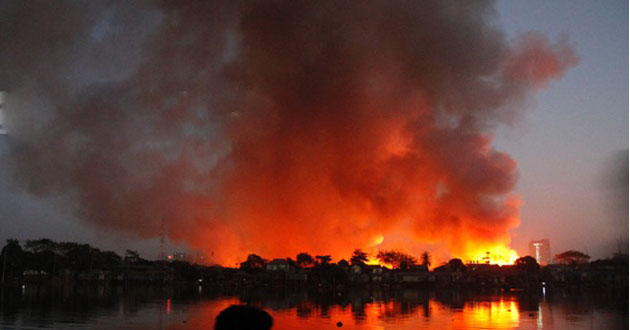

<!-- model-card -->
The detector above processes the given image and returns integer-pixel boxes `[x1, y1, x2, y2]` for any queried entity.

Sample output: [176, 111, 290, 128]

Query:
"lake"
[0, 285, 627, 329]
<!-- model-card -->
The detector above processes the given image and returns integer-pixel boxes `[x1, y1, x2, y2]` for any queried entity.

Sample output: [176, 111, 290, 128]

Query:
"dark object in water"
[337, 321, 343, 327]
[215, 305, 273, 330]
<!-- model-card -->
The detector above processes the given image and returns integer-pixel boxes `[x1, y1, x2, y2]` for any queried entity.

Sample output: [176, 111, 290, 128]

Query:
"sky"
[494, 0, 628, 258]
[0, 1, 627, 262]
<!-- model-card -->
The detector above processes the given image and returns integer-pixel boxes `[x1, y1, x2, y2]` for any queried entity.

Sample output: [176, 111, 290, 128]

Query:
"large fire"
[466, 245, 520, 266]
[2, 1, 576, 265]
[350, 232, 519, 268]
[351, 243, 518, 268]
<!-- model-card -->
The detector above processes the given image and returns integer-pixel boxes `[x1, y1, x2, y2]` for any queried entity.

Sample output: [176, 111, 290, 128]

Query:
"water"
[0, 285, 627, 329]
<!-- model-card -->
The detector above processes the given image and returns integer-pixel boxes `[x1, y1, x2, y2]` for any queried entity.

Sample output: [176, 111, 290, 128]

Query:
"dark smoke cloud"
[0, 0, 576, 264]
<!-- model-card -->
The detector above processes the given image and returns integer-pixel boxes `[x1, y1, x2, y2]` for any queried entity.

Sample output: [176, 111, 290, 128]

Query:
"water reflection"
[0, 286, 627, 329]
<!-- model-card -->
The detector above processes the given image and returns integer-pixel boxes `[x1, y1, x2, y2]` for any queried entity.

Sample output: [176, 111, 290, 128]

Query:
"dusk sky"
[495, 0, 628, 259]
[0, 1, 627, 264]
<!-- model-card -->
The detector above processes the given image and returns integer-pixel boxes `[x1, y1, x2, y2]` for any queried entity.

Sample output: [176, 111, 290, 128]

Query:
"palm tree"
[350, 249, 368, 266]
[421, 251, 431, 267]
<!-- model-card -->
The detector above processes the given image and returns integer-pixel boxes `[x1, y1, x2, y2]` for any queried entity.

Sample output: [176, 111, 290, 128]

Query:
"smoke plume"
[0, 0, 576, 264]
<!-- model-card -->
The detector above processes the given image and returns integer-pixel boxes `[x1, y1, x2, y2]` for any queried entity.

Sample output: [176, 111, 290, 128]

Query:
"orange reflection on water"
[420, 298, 520, 330]
[462, 299, 519, 328]
[167, 296, 525, 330]
[282, 299, 520, 329]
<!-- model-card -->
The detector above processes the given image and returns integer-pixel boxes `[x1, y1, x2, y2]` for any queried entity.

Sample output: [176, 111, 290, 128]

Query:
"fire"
[365, 234, 390, 267]
[2, 1, 576, 268]
[465, 245, 519, 266]
[365, 257, 384, 267]
[360, 242, 519, 268]
[372, 234, 384, 246]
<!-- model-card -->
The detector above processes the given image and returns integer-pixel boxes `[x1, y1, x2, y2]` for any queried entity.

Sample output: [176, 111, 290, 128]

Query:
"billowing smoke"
[0, 1, 576, 264]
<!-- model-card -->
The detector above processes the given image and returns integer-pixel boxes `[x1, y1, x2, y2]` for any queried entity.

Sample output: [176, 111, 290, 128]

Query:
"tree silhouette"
[98, 251, 123, 268]
[296, 252, 315, 268]
[515, 256, 540, 274]
[421, 251, 431, 267]
[554, 250, 590, 265]
[3, 239, 23, 256]
[447, 258, 467, 272]
[315, 255, 332, 266]
[376, 250, 417, 270]
[240, 254, 266, 270]
[124, 249, 141, 263]
[24, 238, 59, 253]
[350, 249, 369, 266]
[1, 239, 25, 282]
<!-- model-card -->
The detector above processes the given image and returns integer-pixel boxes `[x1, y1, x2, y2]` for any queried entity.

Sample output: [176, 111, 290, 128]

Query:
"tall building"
[529, 239, 551, 265]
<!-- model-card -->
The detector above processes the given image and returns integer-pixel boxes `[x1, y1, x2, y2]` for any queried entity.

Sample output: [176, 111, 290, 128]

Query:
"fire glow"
[467, 246, 520, 266]
[2, 1, 577, 266]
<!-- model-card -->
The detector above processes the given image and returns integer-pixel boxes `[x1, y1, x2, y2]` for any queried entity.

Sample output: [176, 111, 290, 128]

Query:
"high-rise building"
[529, 239, 551, 265]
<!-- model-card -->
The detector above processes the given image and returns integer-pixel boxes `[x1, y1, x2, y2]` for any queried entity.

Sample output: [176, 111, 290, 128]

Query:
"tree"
[337, 259, 350, 268]
[376, 250, 417, 270]
[24, 239, 63, 276]
[296, 252, 315, 268]
[4, 239, 22, 254]
[97, 251, 123, 268]
[350, 249, 369, 266]
[239, 254, 264, 270]
[240, 254, 266, 270]
[421, 251, 431, 267]
[447, 258, 467, 272]
[515, 256, 540, 274]
[24, 238, 59, 253]
[554, 250, 590, 265]
[1, 239, 25, 282]
[124, 249, 141, 263]
[315, 255, 332, 266]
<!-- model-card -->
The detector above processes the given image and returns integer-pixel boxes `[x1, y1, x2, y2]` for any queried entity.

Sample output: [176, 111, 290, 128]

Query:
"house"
[349, 264, 386, 283]
[266, 258, 291, 271]
[364, 265, 386, 282]
[467, 263, 502, 286]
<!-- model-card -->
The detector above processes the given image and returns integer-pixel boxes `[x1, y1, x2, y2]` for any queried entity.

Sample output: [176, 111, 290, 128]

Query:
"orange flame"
[464, 244, 519, 266]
